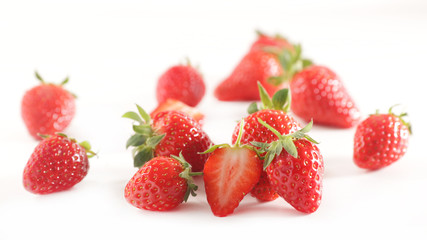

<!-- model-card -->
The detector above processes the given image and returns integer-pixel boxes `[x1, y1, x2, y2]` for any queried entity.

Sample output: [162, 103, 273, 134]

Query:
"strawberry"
[156, 63, 205, 107]
[254, 119, 324, 213]
[202, 121, 262, 217]
[353, 106, 411, 170]
[23, 133, 95, 194]
[124, 153, 200, 211]
[123, 105, 213, 172]
[231, 83, 300, 202]
[150, 98, 204, 126]
[21, 72, 76, 140]
[290, 65, 360, 128]
[249, 31, 294, 52]
[214, 32, 295, 101]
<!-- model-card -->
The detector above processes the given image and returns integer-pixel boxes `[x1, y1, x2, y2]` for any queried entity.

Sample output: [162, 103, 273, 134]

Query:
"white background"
[1, 0, 426, 239]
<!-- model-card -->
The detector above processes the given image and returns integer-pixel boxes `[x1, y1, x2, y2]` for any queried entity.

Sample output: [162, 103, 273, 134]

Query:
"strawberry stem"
[234, 119, 245, 148]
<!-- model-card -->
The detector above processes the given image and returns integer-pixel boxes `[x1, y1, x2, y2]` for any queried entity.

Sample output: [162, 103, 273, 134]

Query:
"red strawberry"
[214, 32, 295, 101]
[255, 119, 324, 213]
[353, 106, 411, 170]
[250, 31, 294, 52]
[23, 134, 95, 194]
[156, 63, 205, 107]
[150, 98, 204, 126]
[21, 72, 76, 140]
[203, 121, 262, 217]
[123, 105, 213, 172]
[290, 65, 360, 128]
[231, 83, 300, 201]
[124, 154, 200, 211]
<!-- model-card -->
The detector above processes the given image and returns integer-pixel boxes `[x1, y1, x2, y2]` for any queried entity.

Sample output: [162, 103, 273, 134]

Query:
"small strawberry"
[353, 106, 411, 170]
[290, 65, 360, 128]
[254, 119, 324, 213]
[156, 63, 205, 107]
[150, 98, 204, 126]
[123, 105, 213, 172]
[23, 133, 95, 194]
[231, 83, 300, 202]
[124, 153, 201, 211]
[202, 121, 262, 217]
[214, 32, 296, 101]
[21, 72, 76, 140]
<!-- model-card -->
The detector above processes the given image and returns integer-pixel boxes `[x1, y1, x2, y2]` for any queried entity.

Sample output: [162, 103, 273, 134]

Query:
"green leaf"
[199, 143, 230, 154]
[282, 138, 298, 158]
[250, 141, 270, 150]
[272, 88, 290, 111]
[302, 58, 313, 68]
[61, 76, 69, 86]
[136, 104, 151, 123]
[35, 71, 45, 83]
[132, 124, 152, 135]
[122, 111, 143, 123]
[257, 82, 273, 109]
[126, 134, 147, 149]
[133, 147, 153, 168]
[79, 141, 92, 152]
[146, 134, 165, 148]
[247, 102, 259, 114]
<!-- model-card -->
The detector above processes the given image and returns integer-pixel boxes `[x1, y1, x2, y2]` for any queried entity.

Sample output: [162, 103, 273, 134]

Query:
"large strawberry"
[231, 83, 300, 201]
[123, 105, 213, 171]
[290, 65, 360, 128]
[156, 63, 205, 107]
[124, 153, 201, 211]
[214, 32, 296, 101]
[353, 106, 411, 170]
[202, 121, 262, 217]
[255, 119, 324, 213]
[150, 98, 204, 126]
[21, 72, 76, 140]
[23, 133, 95, 194]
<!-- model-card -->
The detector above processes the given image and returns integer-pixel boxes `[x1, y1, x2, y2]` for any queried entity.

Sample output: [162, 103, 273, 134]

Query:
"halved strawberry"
[202, 121, 262, 217]
[150, 98, 204, 126]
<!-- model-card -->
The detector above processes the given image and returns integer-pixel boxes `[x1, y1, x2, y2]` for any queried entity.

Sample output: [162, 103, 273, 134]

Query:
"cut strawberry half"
[150, 98, 204, 126]
[202, 121, 262, 217]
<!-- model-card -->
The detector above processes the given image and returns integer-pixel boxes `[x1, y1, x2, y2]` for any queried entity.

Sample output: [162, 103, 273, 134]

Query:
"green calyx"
[251, 118, 319, 170]
[374, 105, 412, 135]
[200, 119, 257, 154]
[248, 82, 291, 114]
[35, 71, 70, 86]
[264, 44, 312, 86]
[172, 152, 202, 202]
[123, 104, 165, 168]
[39, 133, 97, 158]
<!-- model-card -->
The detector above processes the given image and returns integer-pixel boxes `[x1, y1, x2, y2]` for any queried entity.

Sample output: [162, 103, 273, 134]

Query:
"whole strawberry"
[203, 120, 262, 217]
[124, 153, 200, 211]
[156, 63, 205, 107]
[123, 105, 213, 171]
[150, 98, 204, 126]
[255, 119, 324, 213]
[231, 83, 300, 201]
[290, 65, 360, 128]
[22, 72, 76, 140]
[23, 134, 95, 194]
[353, 106, 411, 170]
[214, 32, 296, 101]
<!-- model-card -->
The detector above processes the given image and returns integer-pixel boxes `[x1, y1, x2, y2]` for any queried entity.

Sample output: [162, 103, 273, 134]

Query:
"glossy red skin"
[152, 111, 213, 172]
[150, 98, 204, 126]
[266, 139, 324, 213]
[156, 65, 205, 107]
[23, 135, 89, 194]
[231, 110, 300, 201]
[124, 157, 186, 211]
[353, 114, 410, 170]
[290, 65, 360, 128]
[214, 51, 285, 101]
[203, 147, 262, 217]
[21, 84, 75, 140]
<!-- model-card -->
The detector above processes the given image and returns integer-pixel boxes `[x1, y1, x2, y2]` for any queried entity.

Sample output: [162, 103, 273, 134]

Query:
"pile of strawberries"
[20, 32, 411, 217]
